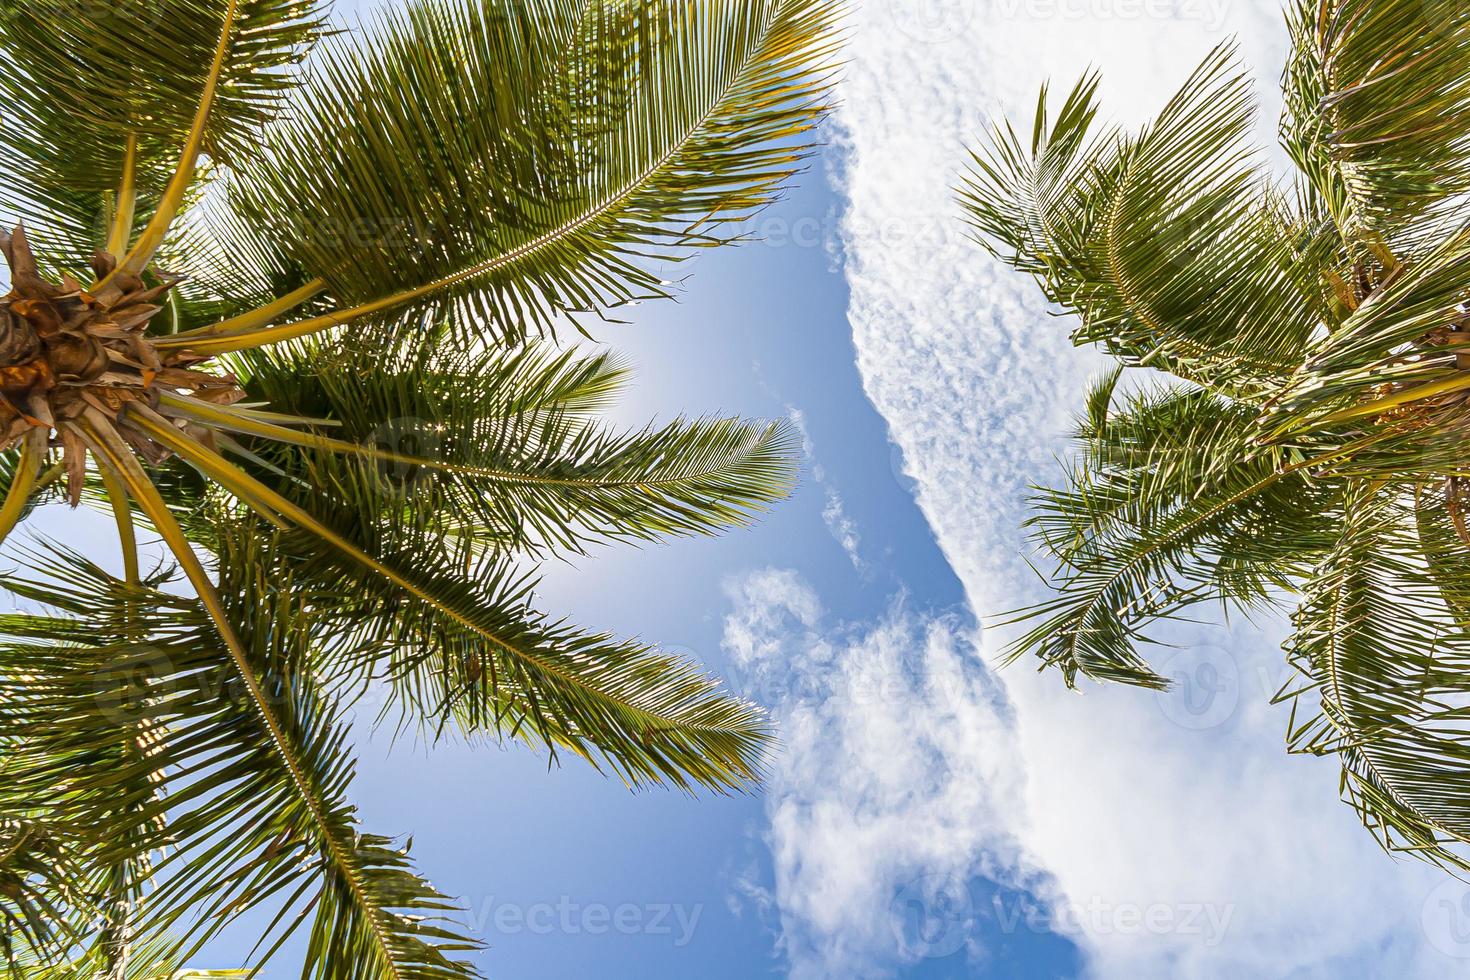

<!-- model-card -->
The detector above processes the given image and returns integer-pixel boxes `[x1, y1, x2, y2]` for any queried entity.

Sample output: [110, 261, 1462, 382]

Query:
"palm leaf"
[217, 334, 798, 555]
[0, 0, 328, 271]
[1282, 0, 1470, 242]
[133, 417, 774, 792]
[1006, 373, 1342, 689]
[962, 46, 1329, 397]
[0, 533, 481, 978]
[165, 0, 844, 349]
[1279, 489, 1470, 872]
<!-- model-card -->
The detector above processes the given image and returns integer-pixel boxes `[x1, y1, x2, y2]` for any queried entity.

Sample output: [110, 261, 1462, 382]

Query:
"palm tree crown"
[962, 1, 1470, 876]
[0, 0, 841, 975]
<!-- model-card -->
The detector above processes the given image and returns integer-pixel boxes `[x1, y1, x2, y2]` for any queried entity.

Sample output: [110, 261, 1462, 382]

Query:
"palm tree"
[962, 1, 1470, 876]
[0, 0, 840, 974]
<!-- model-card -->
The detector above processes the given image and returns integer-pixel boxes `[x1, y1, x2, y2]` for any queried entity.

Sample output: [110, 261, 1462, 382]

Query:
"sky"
[14, 0, 1470, 977]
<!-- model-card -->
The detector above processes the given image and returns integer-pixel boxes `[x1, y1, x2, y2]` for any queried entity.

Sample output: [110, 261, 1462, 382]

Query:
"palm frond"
[961, 45, 1329, 396]
[1006, 374, 1341, 688]
[1279, 489, 1470, 872]
[206, 338, 797, 554]
[0, 534, 481, 978]
[2, 931, 249, 978]
[290, 520, 774, 792]
[0, 0, 329, 271]
[0, 815, 92, 966]
[169, 0, 843, 349]
[1415, 481, 1470, 629]
[1259, 229, 1470, 481]
[1282, 0, 1470, 242]
[123, 410, 773, 793]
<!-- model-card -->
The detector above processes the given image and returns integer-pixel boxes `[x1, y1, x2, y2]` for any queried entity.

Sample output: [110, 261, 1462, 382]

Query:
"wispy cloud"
[819, 492, 862, 570]
[788, 408, 865, 569]
[724, 573, 1453, 977]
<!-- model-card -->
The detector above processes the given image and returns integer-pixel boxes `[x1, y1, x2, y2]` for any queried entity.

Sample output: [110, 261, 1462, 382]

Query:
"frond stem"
[106, 134, 139, 261]
[96, 0, 240, 298]
[0, 430, 47, 549]
[158, 391, 760, 490]
[158, 279, 328, 346]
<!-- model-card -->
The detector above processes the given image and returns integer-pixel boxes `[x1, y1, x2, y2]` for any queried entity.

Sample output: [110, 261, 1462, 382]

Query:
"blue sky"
[15, 0, 1470, 977]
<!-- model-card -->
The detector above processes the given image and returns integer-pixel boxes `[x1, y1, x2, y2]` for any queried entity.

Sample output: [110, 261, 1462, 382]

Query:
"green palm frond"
[0, 536, 481, 976]
[152, 432, 774, 792]
[2, 928, 249, 977]
[965, 0, 1470, 878]
[1279, 490, 1470, 870]
[291, 526, 773, 791]
[0, 0, 329, 270]
[1283, 0, 1470, 241]
[1006, 373, 1340, 688]
[1261, 231, 1470, 483]
[168, 0, 843, 348]
[219, 335, 797, 554]
[0, 816, 91, 966]
[962, 45, 1327, 396]
[1416, 482, 1470, 629]
[8, 948, 247, 979]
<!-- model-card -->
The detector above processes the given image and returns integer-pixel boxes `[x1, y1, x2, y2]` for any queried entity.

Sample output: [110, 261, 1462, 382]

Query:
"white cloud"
[820, 490, 863, 570]
[782, 0, 1470, 976]
[724, 571, 1455, 978]
[788, 407, 865, 569]
[723, 569, 1028, 978]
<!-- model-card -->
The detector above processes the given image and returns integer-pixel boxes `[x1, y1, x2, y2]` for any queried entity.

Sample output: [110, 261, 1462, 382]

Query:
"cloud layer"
[728, 1, 1469, 977]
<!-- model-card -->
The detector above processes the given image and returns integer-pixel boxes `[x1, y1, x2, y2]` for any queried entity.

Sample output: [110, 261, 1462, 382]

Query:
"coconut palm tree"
[962, 1, 1470, 875]
[0, 0, 840, 974]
